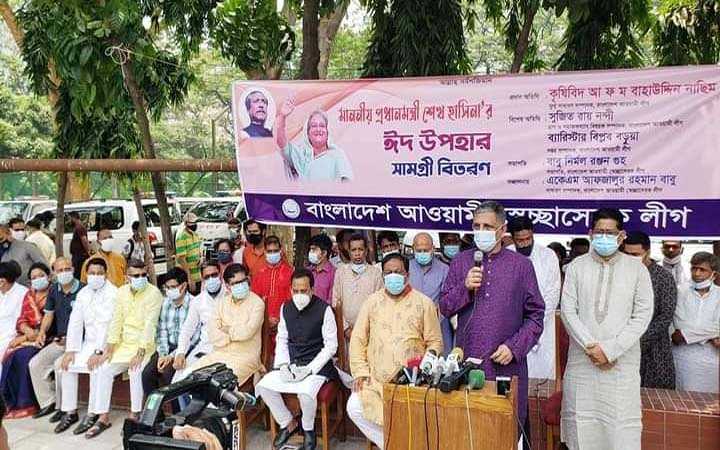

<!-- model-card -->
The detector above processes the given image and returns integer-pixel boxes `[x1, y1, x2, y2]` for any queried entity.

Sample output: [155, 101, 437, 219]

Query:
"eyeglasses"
[202, 273, 220, 280]
[128, 273, 148, 278]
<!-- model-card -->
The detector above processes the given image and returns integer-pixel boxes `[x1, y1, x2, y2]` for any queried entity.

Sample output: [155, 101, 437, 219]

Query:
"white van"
[185, 197, 247, 255]
[0, 197, 56, 224]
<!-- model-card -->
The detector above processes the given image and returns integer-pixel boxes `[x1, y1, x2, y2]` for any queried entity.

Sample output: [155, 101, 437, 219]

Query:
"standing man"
[242, 91, 273, 138]
[438, 232, 462, 265]
[0, 223, 48, 287]
[662, 240, 686, 285]
[69, 212, 91, 280]
[568, 238, 590, 263]
[622, 231, 677, 389]
[80, 227, 127, 287]
[671, 251, 719, 393]
[307, 234, 336, 304]
[348, 254, 443, 449]
[88, 260, 163, 438]
[376, 231, 401, 262]
[507, 216, 561, 380]
[121, 222, 146, 264]
[332, 233, 383, 340]
[242, 219, 268, 277]
[560, 209, 653, 450]
[440, 201, 544, 448]
[29, 257, 83, 421]
[8, 218, 26, 241]
[409, 232, 452, 354]
[25, 219, 56, 266]
[175, 212, 203, 294]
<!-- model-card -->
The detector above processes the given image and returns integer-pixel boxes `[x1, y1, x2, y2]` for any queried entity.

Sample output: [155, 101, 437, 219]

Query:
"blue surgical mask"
[130, 276, 148, 292]
[217, 251, 232, 263]
[592, 234, 619, 257]
[205, 276, 222, 294]
[166, 287, 182, 301]
[351, 263, 366, 274]
[443, 245, 460, 259]
[308, 251, 320, 265]
[384, 273, 406, 296]
[31, 276, 49, 291]
[87, 274, 106, 291]
[231, 281, 250, 300]
[473, 230, 498, 252]
[266, 252, 281, 265]
[56, 271, 74, 286]
[414, 251, 432, 266]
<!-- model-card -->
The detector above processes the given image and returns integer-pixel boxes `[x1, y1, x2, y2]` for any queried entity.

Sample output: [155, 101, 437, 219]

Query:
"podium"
[383, 378, 519, 450]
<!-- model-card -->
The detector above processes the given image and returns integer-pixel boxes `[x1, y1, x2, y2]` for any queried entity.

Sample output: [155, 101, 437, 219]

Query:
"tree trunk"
[510, 3, 539, 73]
[318, 0, 350, 79]
[301, 0, 321, 79]
[132, 183, 157, 284]
[54, 172, 68, 256]
[119, 55, 175, 270]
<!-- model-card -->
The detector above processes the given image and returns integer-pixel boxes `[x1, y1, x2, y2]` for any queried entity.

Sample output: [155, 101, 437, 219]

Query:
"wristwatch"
[94, 349, 104, 356]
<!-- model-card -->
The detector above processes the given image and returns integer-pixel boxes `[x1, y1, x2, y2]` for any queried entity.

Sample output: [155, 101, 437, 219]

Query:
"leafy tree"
[653, 0, 720, 65]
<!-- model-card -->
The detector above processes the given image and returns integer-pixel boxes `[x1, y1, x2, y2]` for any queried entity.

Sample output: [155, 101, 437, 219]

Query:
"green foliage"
[0, 83, 53, 159]
[363, 0, 473, 77]
[653, 0, 720, 65]
[546, 0, 652, 70]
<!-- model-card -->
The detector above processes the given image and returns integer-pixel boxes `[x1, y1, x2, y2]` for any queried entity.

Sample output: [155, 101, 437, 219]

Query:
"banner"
[232, 66, 720, 236]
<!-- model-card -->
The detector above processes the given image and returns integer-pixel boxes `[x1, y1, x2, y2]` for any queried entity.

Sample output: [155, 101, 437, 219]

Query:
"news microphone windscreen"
[448, 347, 464, 361]
[407, 356, 423, 369]
[468, 369, 485, 390]
[473, 250, 484, 266]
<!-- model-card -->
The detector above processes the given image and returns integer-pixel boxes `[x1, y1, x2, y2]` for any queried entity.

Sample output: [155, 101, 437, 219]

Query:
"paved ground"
[4, 409, 367, 450]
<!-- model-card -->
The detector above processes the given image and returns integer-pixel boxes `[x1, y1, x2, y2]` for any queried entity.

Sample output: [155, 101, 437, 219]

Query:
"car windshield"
[143, 204, 181, 227]
[0, 203, 28, 224]
[189, 201, 240, 223]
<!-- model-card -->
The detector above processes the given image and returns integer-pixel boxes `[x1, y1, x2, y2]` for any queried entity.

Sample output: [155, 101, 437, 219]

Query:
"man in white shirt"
[671, 251, 720, 393]
[256, 268, 338, 450]
[508, 216, 561, 380]
[55, 258, 118, 435]
[25, 219, 56, 266]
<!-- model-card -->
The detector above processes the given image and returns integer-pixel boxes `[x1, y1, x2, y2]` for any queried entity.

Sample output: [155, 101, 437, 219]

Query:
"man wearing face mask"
[408, 232, 452, 354]
[226, 218, 244, 262]
[121, 222, 146, 265]
[507, 216, 561, 381]
[256, 268, 338, 450]
[172, 261, 227, 381]
[55, 258, 117, 435]
[440, 201, 544, 449]
[242, 219, 268, 277]
[560, 209, 653, 450]
[141, 268, 195, 409]
[661, 239, 686, 285]
[0, 223, 48, 287]
[186, 263, 264, 385]
[8, 217, 26, 241]
[80, 227, 126, 288]
[375, 230, 401, 268]
[307, 233, 335, 304]
[213, 239, 235, 277]
[438, 232, 462, 265]
[622, 231, 677, 389]
[331, 234, 383, 344]
[175, 213, 203, 294]
[671, 251, 720, 393]
[348, 254, 443, 448]
[28, 257, 83, 422]
[88, 260, 162, 438]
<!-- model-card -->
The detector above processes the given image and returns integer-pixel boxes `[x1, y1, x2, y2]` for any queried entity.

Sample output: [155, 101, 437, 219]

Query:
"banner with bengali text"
[232, 65, 720, 236]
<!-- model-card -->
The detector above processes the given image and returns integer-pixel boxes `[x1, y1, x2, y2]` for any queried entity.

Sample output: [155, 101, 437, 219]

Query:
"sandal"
[85, 421, 112, 439]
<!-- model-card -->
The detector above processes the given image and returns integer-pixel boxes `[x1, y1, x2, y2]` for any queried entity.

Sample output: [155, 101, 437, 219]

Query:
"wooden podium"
[383, 378, 519, 450]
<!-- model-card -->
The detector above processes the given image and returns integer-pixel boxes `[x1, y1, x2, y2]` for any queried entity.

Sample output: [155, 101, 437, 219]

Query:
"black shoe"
[72, 414, 98, 435]
[33, 403, 56, 419]
[54, 412, 79, 434]
[302, 430, 317, 450]
[49, 410, 65, 423]
[273, 423, 299, 449]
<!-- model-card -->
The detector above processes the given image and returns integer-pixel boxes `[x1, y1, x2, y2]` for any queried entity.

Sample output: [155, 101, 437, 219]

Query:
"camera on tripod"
[124, 363, 257, 450]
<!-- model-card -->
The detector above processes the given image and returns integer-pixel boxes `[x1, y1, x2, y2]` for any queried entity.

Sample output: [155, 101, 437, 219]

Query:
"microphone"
[439, 359, 484, 393]
[393, 356, 423, 385]
[473, 250, 484, 269]
[419, 349, 438, 383]
[444, 347, 464, 376]
[431, 356, 447, 387]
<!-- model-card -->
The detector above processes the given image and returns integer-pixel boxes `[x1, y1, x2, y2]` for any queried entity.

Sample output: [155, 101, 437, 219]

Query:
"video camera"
[124, 363, 257, 450]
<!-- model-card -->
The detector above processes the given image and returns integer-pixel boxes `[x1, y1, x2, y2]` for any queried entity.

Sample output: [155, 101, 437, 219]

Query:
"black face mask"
[247, 234, 263, 246]
[187, 224, 198, 232]
[517, 243, 533, 257]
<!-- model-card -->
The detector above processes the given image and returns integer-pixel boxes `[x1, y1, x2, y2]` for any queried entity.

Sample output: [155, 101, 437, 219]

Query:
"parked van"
[0, 197, 56, 224]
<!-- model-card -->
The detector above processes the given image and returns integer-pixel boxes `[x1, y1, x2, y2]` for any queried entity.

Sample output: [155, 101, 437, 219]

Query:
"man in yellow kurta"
[86, 260, 162, 439]
[347, 254, 443, 449]
[188, 263, 264, 385]
[80, 228, 127, 287]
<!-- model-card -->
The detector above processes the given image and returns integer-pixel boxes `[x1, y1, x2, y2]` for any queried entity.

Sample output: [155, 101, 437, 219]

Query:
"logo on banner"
[282, 199, 301, 219]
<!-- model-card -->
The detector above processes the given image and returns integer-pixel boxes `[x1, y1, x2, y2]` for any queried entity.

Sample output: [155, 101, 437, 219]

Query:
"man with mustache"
[243, 91, 273, 138]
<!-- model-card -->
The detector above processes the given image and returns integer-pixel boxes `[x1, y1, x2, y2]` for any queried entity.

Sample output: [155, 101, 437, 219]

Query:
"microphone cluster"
[392, 348, 485, 392]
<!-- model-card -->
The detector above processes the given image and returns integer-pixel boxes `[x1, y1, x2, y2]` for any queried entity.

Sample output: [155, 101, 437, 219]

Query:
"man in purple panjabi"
[440, 200, 544, 448]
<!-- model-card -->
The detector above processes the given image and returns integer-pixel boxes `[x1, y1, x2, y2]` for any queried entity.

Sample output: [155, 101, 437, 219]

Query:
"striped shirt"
[175, 229, 203, 282]
[156, 293, 197, 356]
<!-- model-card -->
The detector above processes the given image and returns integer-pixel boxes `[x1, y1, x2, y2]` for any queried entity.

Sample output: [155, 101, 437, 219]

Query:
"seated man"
[347, 254, 443, 449]
[89, 259, 163, 438]
[256, 268, 338, 450]
[80, 227, 127, 287]
[141, 268, 195, 408]
[55, 258, 118, 435]
[186, 263, 264, 386]
[172, 261, 227, 381]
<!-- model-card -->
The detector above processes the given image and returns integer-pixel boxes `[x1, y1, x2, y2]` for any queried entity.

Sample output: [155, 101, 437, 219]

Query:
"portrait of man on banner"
[237, 87, 276, 139]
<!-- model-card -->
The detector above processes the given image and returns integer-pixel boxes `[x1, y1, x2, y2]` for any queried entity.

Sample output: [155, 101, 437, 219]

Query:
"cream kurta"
[560, 251, 653, 450]
[107, 284, 163, 363]
[672, 284, 720, 393]
[349, 287, 443, 425]
[189, 291, 265, 385]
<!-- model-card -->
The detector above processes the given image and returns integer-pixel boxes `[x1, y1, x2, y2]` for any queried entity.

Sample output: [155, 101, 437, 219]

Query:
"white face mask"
[166, 287, 182, 301]
[87, 274, 106, 290]
[100, 238, 114, 253]
[11, 230, 26, 241]
[473, 230, 498, 253]
[292, 293, 311, 311]
[56, 271, 74, 286]
[690, 277, 714, 290]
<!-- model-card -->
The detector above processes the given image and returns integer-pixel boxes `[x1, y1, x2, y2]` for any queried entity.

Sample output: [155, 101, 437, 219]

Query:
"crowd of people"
[0, 201, 717, 450]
